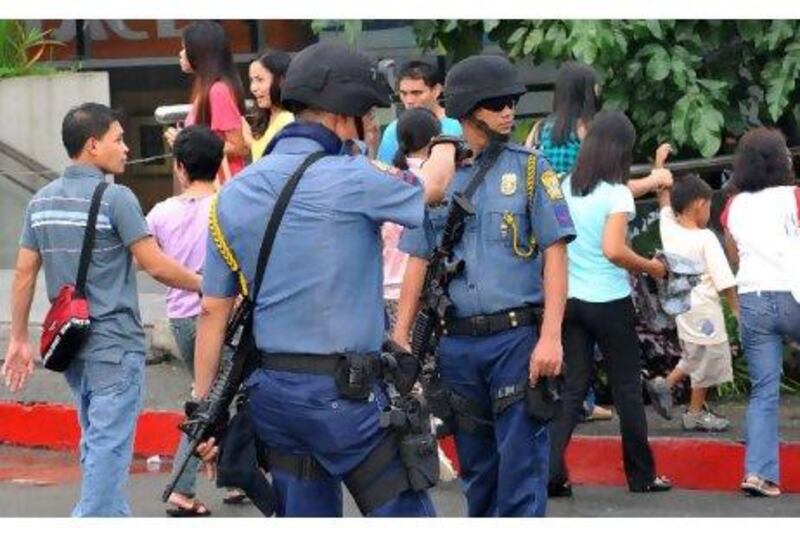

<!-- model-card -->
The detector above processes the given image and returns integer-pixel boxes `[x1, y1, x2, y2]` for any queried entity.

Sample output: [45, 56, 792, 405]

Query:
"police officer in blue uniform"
[192, 43, 460, 517]
[394, 55, 577, 517]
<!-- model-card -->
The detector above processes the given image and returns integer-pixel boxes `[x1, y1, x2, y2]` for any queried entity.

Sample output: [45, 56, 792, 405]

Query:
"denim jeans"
[64, 351, 145, 517]
[169, 316, 198, 378]
[167, 316, 235, 497]
[167, 316, 201, 496]
[741, 291, 800, 484]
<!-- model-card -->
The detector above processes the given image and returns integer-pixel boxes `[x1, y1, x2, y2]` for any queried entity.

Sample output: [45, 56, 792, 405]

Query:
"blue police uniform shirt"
[399, 143, 576, 318]
[203, 122, 425, 354]
[377, 116, 462, 165]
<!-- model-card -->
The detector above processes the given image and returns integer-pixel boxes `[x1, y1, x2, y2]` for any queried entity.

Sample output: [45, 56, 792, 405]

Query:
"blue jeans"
[169, 316, 198, 378]
[741, 291, 800, 484]
[167, 316, 201, 496]
[64, 351, 145, 517]
[439, 326, 549, 517]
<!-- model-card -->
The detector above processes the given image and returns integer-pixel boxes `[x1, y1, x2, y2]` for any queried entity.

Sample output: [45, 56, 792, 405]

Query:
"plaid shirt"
[539, 121, 581, 176]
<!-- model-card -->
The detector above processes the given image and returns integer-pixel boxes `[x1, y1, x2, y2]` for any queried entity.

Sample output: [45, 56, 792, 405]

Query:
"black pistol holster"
[334, 354, 381, 400]
[491, 376, 564, 424]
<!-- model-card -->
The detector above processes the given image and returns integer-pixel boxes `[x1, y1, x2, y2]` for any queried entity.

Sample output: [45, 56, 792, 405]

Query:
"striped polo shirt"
[20, 164, 150, 363]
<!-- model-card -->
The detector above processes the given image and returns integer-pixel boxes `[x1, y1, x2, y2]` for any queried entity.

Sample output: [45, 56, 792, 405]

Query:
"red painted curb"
[2, 402, 799, 492]
[0, 402, 182, 458]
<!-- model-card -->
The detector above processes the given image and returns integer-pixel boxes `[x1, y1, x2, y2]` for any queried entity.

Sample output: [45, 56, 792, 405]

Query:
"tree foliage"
[412, 20, 800, 158]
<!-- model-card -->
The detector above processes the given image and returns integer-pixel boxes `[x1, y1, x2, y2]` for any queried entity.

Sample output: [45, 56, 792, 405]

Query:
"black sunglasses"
[477, 95, 520, 112]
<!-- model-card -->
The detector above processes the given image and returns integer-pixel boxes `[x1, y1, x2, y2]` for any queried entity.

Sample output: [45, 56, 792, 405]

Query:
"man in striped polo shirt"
[2, 102, 201, 516]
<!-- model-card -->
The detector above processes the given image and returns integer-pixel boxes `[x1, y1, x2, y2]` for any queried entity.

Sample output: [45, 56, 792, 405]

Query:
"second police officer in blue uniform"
[394, 55, 577, 517]
[192, 43, 463, 516]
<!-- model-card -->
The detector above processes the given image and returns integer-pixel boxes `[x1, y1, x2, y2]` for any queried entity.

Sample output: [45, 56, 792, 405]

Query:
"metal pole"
[630, 146, 800, 177]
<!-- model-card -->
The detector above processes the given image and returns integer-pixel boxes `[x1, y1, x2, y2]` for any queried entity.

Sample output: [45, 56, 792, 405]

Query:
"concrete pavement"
[1, 445, 798, 517]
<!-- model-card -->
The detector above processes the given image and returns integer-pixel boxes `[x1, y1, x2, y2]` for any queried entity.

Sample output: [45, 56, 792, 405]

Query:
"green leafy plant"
[0, 20, 62, 79]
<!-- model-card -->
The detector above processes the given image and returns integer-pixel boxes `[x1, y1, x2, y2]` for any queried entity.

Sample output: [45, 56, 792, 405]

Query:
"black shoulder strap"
[250, 151, 327, 300]
[462, 142, 504, 200]
[75, 181, 109, 298]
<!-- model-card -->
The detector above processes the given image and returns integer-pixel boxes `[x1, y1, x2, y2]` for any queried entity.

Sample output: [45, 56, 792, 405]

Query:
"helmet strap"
[466, 115, 511, 145]
[355, 115, 365, 141]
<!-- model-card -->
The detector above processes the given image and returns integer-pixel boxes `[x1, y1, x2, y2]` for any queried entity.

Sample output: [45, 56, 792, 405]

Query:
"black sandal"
[548, 480, 574, 498]
[630, 475, 672, 493]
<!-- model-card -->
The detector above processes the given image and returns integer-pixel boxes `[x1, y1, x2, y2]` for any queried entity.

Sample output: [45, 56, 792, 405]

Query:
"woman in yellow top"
[242, 49, 294, 161]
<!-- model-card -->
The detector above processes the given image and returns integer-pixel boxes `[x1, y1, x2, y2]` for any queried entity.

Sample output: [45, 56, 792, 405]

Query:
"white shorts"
[676, 339, 733, 388]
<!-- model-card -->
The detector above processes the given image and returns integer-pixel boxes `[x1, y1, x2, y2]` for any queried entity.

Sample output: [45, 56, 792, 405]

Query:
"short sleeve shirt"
[561, 176, 636, 303]
[539, 120, 582, 176]
[20, 164, 149, 362]
[399, 144, 576, 317]
[186, 81, 246, 180]
[250, 110, 295, 161]
[146, 194, 213, 319]
[203, 127, 425, 354]
[659, 207, 735, 344]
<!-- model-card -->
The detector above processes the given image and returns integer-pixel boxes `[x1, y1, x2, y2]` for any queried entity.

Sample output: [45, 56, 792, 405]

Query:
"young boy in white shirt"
[646, 152, 740, 432]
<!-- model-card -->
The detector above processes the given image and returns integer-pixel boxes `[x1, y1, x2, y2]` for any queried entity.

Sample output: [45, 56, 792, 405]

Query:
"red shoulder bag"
[40, 181, 108, 372]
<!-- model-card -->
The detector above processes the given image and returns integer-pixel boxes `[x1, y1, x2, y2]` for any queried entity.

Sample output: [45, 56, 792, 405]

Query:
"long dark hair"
[392, 108, 441, 170]
[732, 127, 795, 193]
[551, 62, 600, 145]
[250, 48, 292, 139]
[183, 21, 245, 126]
[571, 110, 636, 196]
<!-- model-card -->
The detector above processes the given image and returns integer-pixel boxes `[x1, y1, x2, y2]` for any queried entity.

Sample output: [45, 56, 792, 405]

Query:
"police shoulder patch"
[540, 169, 563, 200]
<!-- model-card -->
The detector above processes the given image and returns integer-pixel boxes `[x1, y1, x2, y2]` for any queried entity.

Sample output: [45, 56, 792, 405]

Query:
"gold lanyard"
[209, 194, 250, 297]
[501, 154, 538, 258]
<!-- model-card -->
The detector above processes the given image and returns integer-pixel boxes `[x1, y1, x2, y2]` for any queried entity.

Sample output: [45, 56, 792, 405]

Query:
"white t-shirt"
[722, 186, 800, 299]
[659, 207, 736, 345]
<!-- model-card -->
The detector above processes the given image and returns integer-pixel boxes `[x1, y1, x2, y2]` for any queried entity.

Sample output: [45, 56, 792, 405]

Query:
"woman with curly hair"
[721, 126, 800, 497]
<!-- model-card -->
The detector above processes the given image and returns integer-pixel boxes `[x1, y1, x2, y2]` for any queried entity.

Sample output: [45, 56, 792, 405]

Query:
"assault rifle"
[161, 300, 256, 502]
[410, 193, 474, 437]
[410, 142, 503, 437]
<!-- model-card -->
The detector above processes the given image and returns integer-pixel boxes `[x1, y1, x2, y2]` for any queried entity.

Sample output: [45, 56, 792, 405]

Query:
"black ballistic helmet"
[444, 55, 527, 119]
[281, 43, 392, 117]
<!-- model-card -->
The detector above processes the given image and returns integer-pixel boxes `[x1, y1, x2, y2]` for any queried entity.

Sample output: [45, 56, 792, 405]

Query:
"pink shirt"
[382, 158, 425, 300]
[146, 194, 214, 318]
[185, 81, 245, 183]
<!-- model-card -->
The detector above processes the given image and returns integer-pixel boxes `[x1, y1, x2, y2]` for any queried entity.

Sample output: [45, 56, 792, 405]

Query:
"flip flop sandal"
[741, 477, 781, 497]
[166, 501, 212, 517]
[223, 492, 250, 505]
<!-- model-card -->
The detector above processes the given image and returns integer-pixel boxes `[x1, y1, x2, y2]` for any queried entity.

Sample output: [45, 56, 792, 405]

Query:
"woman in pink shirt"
[166, 21, 248, 185]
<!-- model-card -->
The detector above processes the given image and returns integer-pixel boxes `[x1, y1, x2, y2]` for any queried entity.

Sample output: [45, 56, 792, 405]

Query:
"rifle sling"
[249, 151, 328, 302]
[462, 142, 504, 201]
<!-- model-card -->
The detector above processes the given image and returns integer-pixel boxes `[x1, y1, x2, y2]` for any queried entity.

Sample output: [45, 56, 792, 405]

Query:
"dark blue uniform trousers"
[245, 368, 436, 517]
[439, 325, 549, 517]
